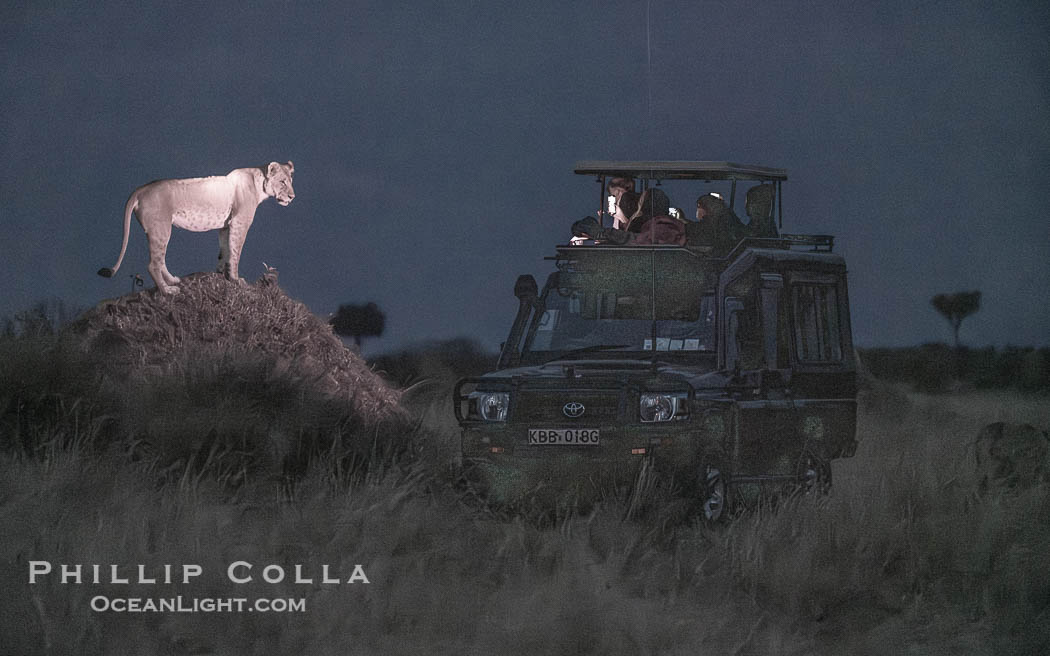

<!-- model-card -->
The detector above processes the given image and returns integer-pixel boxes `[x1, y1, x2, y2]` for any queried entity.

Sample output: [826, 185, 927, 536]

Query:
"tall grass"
[859, 344, 1050, 393]
[1, 335, 1048, 654]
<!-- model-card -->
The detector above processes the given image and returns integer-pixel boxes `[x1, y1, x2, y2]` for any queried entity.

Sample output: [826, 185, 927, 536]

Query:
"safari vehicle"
[454, 161, 857, 520]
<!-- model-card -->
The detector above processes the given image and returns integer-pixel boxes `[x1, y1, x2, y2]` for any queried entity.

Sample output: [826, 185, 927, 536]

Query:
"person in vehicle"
[612, 190, 639, 230]
[626, 187, 670, 230]
[690, 192, 748, 254]
[571, 187, 689, 246]
[571, 215, 632, 245]
[744, 184, 778, 238]
[627, 188, 686, 245]
[575, 178, 636, 242]
[608, 177, 634, 196]
[604, 177, 636, 229]
[571, 189, 640, 244]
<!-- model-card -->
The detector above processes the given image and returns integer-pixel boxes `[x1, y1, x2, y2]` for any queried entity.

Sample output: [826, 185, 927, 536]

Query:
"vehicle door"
[720, 261, 801, 487]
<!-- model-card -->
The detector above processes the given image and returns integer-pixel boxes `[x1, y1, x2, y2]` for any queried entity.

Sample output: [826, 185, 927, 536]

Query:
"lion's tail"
[98, 191, 138, 278]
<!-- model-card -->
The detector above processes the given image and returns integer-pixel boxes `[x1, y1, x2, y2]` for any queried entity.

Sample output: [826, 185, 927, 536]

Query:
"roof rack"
[776, 234, 834, 250]
[549, 234, 834, 269]
[573, 160, 787, 182]
[721, 234, 834, 261]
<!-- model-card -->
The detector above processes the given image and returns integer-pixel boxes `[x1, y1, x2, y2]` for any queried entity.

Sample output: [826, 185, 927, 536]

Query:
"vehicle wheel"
[700, 463, 729, 523]
[796, 454, 832, 496]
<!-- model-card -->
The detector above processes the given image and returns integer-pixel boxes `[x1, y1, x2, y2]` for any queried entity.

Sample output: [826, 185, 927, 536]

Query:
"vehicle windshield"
[522, 286, 715, 360]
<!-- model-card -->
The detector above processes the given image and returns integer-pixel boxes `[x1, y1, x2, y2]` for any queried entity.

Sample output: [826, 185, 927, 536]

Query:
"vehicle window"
[526, 292, 715, 355]
[793, 284, 842, 362]
[736, 297, 764, 370]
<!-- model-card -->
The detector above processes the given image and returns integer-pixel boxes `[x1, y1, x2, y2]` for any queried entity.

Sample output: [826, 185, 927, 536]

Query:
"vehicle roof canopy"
[573, 161, 788, 182]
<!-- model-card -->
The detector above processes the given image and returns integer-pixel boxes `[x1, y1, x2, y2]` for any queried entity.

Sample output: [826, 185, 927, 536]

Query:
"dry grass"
[72, 272, 400, 419]
[1, 314, 1048, 654]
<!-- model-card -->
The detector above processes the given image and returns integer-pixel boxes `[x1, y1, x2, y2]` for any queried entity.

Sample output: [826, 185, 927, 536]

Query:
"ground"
[0, 285, 1047, 654]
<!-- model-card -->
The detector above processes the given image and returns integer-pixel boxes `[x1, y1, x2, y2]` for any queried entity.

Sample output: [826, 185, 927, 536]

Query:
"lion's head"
[265, 161, 295, 206]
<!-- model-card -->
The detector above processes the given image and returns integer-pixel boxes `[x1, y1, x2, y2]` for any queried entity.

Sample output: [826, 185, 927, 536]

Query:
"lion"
[974, 421, 1050, 494]
[98, 161, 295, 294]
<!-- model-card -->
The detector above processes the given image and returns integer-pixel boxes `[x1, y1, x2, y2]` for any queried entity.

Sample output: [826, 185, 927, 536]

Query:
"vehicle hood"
[476, 357, 720, 389]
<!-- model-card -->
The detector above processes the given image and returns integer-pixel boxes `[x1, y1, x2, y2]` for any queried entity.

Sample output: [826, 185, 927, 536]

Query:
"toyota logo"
[563, 402, 585, 418]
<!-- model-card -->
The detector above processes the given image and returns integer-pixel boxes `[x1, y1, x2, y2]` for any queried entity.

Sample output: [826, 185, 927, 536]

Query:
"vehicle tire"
[699, 462, 730, 524]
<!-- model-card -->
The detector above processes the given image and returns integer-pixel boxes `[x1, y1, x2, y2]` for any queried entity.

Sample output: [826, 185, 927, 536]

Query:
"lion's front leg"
[225, 216, 254, 284]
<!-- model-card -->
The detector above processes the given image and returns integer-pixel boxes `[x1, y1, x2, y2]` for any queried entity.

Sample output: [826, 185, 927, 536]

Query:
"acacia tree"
[330, 302, 386, 348]
[931, 291, 981, 349]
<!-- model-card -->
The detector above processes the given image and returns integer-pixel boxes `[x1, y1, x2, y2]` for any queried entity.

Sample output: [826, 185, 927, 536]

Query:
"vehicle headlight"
[639, 393, 689, 422]
[469, 392, 509, 422]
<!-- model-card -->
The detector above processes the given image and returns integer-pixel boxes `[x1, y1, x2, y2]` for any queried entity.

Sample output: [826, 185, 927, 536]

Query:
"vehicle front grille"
[513, 390, 623, 423]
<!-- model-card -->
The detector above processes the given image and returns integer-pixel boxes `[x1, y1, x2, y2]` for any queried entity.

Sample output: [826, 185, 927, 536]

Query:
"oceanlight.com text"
[90, 596, 307, 613]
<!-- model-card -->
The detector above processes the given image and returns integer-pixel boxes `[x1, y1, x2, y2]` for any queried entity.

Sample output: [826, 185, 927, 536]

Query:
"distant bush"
[858, 344, 1050, 393]
[330, 301, 386, 348]
[1, 297, 82, 338]
[370, 337, 498, 387]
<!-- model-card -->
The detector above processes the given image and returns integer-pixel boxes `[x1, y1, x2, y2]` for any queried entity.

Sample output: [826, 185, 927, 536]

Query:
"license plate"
[528, 429, 600, 445]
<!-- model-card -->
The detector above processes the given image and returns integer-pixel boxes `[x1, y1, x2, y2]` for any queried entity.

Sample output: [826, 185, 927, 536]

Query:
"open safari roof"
[573, 161, 787, 182]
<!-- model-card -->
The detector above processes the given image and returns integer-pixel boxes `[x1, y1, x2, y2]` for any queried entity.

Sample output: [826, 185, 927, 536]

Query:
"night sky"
[2, 1, 1047, 353]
